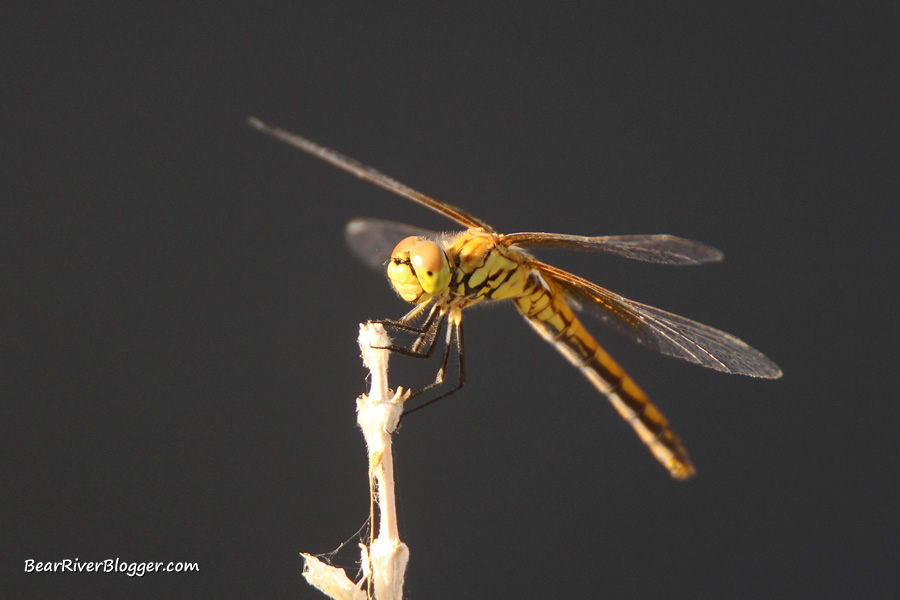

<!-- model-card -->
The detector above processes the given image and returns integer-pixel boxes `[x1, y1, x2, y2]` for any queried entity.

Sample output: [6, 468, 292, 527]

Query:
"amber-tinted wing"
[346, 217, 448, 270]
[531, 259, 782, 378]
[249, 117, 495, 231]
[503, 232, 723, 265]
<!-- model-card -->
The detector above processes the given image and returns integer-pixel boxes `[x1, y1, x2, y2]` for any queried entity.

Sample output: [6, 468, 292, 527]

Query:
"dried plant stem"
[301, 323, 409, 600]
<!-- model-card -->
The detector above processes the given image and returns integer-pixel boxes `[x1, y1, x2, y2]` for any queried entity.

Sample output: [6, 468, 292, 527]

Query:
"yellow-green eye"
[408, 240, 451, 295]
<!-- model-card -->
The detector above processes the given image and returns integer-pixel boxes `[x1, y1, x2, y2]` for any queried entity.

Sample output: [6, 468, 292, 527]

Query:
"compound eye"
[409, 241, 443, 275]
[391, 236, 420, 259]
[408, 240, 451, 295]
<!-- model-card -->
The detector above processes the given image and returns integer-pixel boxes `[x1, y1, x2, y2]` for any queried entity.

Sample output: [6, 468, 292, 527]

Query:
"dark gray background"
[3, 3, 895, 598]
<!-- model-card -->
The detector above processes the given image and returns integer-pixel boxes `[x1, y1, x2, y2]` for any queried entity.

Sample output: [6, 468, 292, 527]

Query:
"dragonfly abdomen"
[514, 279, 696, 479]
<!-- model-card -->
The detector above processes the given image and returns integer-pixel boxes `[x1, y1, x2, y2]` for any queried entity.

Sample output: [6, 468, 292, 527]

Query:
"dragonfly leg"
[371, 303, 445, 359]
[403, 319, 466, 416]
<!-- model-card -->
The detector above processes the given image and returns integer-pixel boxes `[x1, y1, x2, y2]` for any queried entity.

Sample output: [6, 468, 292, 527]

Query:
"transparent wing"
[249, 117, 496, 231]
[345, 217, 448, 271]
[532, 259, 782, 378]
[503, 232, 723, 265]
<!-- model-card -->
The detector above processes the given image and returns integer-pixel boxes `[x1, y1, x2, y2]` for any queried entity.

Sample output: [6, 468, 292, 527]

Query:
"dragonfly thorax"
[387, 236, 452, 303]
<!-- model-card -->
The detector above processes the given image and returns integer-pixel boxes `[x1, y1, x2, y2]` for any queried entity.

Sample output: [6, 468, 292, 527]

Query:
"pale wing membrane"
[532, 260, 782, 378]
[503, 232, 723, 265]
[345, 218, 447, 270]
[249, 117, 496, 231]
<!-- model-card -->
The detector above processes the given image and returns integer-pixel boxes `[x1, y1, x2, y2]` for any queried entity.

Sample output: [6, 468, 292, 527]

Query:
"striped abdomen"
[514, 275, 695, 479]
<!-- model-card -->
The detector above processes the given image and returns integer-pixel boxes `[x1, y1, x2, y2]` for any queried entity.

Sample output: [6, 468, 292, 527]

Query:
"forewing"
[249, 117, 496, 231]
[532, 260, 782, 378]
[345, 217, 446, 271]
[503, 232, 723, 265]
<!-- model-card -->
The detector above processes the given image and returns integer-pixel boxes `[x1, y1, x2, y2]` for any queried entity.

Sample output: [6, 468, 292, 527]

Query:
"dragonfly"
[249, 117, 782, 479]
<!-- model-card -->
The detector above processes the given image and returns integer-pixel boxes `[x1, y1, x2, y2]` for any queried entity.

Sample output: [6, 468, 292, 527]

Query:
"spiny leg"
[403, 319, 466, 416]
[370, 304, 467, 414]
[372, 303, 446, 359]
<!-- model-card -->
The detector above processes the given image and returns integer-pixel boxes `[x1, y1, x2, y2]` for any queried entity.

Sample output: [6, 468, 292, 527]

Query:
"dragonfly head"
[387, 236, 452, 303]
